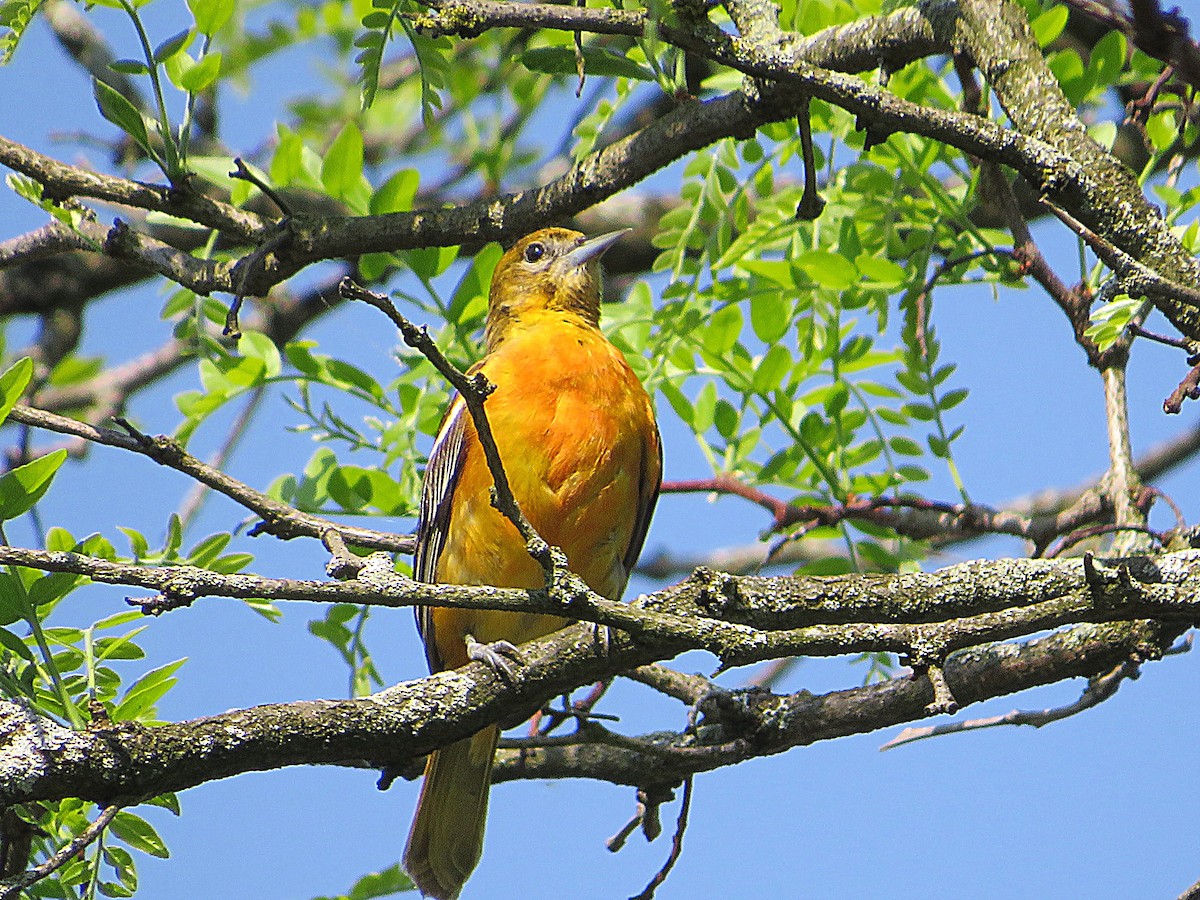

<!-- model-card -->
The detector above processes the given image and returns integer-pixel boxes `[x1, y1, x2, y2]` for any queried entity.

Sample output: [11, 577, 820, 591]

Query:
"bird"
[401, 227, 662, 900]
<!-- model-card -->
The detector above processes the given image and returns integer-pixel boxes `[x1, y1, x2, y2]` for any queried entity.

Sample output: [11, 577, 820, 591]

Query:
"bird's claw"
[465, 634, 523, 680]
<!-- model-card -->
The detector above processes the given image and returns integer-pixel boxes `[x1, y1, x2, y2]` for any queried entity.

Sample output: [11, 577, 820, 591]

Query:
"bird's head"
[485, 227, 626, 350]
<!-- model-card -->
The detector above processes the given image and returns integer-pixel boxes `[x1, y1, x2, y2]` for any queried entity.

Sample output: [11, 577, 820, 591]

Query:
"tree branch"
[4, 405, 412, 554]
[0, 591, 1183, 807]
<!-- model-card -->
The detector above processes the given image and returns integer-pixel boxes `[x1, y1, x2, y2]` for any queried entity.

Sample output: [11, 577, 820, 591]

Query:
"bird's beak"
[563, 229, 629, 268]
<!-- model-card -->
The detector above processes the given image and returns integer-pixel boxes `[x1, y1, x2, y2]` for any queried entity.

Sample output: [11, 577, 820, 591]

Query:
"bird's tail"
[403, 725, 500, 900]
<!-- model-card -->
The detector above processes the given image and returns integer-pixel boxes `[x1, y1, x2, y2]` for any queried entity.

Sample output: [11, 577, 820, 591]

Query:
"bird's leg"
[464, 633, 523, 680]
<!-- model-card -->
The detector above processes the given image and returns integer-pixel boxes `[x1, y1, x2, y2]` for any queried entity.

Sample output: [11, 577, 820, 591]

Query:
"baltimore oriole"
[401, 228, 662, 899]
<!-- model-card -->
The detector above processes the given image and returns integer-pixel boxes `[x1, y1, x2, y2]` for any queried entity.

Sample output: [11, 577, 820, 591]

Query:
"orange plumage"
[402, 228, 662, 899]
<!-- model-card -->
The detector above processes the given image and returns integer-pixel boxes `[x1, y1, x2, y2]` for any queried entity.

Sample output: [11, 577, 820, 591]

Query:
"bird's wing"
[413, 394, 468, 672]
[622, 422, 663, 588]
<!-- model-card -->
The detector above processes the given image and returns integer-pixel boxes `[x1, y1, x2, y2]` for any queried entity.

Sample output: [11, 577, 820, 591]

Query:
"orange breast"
[431, 313, 657, 666]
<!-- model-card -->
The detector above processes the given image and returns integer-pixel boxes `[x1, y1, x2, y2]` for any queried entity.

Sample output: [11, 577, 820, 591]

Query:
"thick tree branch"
[0, 137, 267, 240]
[0, 606, 1178, 806]
[951, 0, 1200, 337]
[492, 617, 1178, 786]
[7, 0, 1195, 351]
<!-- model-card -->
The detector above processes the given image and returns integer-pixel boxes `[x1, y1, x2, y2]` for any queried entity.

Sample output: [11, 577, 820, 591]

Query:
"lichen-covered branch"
[0, 601, 1180, 806]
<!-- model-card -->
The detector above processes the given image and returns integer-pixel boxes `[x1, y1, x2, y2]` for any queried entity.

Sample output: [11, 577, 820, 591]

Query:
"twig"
[1126, 64, 1177, 128]
[1044, 523, 1162, 559]
[229, 158, 293, 217]
[644, 415, 1200, 578]
[624, 665, 714, 705]
[177, 385, 266, 531]
[537, 680, 612, 735]
[0, 136, 267, 240]
[0, 222, 97, 267]
[606, 813, 642, 853]
[660, 481, 1106, 549]
[0, 804, 120, 900]
[1178, 875, 1200, 900]
[794, 97, 825, 219]
[1044, 199, 1200, 312]
[746, 656, 799, 690]
[1164, 358, 1200, 414]
[1060, 0, 1200, 95]
[880, 657, 1143, 750]
[629, 777, 693, 900]
[1100, 364, 1147, 554]
[4, 404, 412, 554]
[1129, 323, 1194, 350]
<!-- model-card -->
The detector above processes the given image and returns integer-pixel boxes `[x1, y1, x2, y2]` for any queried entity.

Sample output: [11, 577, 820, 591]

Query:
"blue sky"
[3, 5, 1200, 899]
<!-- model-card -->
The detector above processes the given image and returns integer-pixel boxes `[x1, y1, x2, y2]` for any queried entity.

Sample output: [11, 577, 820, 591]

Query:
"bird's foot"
[465, 633, 523, 680]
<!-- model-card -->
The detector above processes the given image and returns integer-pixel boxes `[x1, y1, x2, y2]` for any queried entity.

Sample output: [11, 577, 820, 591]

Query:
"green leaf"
[823, 381, 849, 418]
[520, 47, 654, 81]
[325, 360, 384, 398]
[1088, 29, 1126, 87]
[184, 532, 231, 568]
[188, 0, 234, 35]
[0, 573, 26, 626]
[109, 59, 151, 75]
[27, 572, 82, 608]
[449, 242, 502, 322]
[939, 387, 969, 410]
[178, 51, 220, 92]
[322, 121, 364, 202]
[93, 79, 152, 156]
[370, 168, 419, 214]
[311, 863, 416, 900]
[752, 345, 793, 393]
[144, 793, 182, 816]
[165, 514, 183, 555]
[855, 255, 906, 287]
[702, 304, 743, 355]
[0, 625, 34, 661]
[795, 250, 857, 291]
[93, 634, 147, 661]
[1031, 4, 1069, 47]
[93, 610, 146, 631]
[0, 448, 67, 521]
[153, 29, 192, 63]
[889, 436, 922, 456]
[118, 526, 150, 560]
[658, 380, 693, 426]
[109, 811, 170, 858]
[749, 292, 790, 343]
[692, 381, 717, 432]
[0, 356, 33, 424]
[113, 659, 186, 722]
[739, 260, 795, 288]
[238, 331, 282, 378]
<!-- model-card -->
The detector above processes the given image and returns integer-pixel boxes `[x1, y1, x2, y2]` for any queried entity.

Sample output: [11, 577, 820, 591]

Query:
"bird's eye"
[523, 242, 545, 263]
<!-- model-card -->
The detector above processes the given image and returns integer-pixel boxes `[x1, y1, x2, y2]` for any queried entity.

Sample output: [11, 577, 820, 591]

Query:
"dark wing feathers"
[621, 424, 662, 590]
[413, 396, 468, 672]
